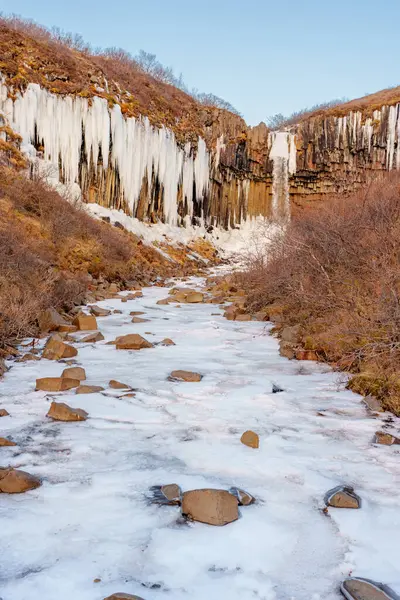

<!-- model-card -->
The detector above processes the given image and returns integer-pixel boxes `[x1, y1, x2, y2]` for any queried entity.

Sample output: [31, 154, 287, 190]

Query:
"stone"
[325, 485, 361, 509]
[38, 307, 69, 332]
[272, 383, 284, 393]
[235, 313, 252, 321]
[240, 430, 259, 449]
[149, 483, 182, 505]
[363, 395, 382, 412]
[109, 380, 130, 389]
[81, 332, 105, 343]
[169, 370, 202, 382]
[62, 366, 86, 381]
[121, 297, 128, 303]
[42, 337, 78, 360]
[341, 578, 400, 600]
[374, 431, 400, 445]
[73, 314, 98, 331]
[57, 324, 78, 333]
[116, 334, 153, 350]
[0, 468, 41, 493]
[47, 401, 88, 421]
[160, 338, 175, 346]
[279, 341, 295, 360]
[18, 352, 40, 362]
[103, 594, 145, 600]
[157, 298, 170, 305]
[295, 349, 319, 361]
[0, 437, 16, 447]
[181, 489, 238, 526]
[280, 325, 301, 343]
[36, 377, 80, 392]
[131, 317, 149, 323]
[0, 408, 10, 417]
[75, 385, 104, 394]
[229, 487, 255, 506]
[129, 311, 145, 316]
[90, 305, 111, 317]
[185, 292, 204, 303]
[253, 310, 269, 321]
[109, 283, 119, 293]
[113, 309, 122, 314]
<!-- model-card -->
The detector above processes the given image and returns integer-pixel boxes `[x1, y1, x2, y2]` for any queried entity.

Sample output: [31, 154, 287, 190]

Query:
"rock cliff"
[1, 20, 400, 229]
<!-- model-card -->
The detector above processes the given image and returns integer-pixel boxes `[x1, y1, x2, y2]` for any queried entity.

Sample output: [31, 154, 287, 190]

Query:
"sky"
[1, 0, 400, 125]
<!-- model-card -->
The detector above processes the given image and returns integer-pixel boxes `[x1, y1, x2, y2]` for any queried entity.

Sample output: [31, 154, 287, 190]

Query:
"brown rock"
[253, 311, 269, 321]
[75, 385, 104, 394]
[150, 483, 182, 505]
[229, 487, 255, 506]
[181, 489, 238, 526]
[235, 314, 252, 322]
[47, 401, 88, 421]
[81, 332, 105, 343]
[90, 305, 111, 317]
[281, 325, 301, 344]
[113, 309, 122, 314]
[109, 380, 130, 389]
[129, 311, 145, 316]
[325, 485, 361, 509]
[185, 292, 204, 303]
[295, 349, 318, 361]
[38, 308, 69, 332]
[131, 317, 149, 323]
[0, 408, 10, 417]
[108, 283, 119, 293]
[169, 370, 202, 382]
[116, 334, 153, 350]
[240, 430, 259, 449]
[36, 377, 80, 392]
[160, 338, 175, 346]
[121, 392, 136, 398]
[73, 314, 98, 331]
[42, 337, 78, 360]
[340, 578, 399, 600]
[58, 324, 78, 333]
[121, 297, 128, 303]
[0, 468, 41, 493]
[279, 341, 295, 360]
[18, 352, 40, 362]
[157, 298, 170, 305]
[62, 367, 86, 381]
[0, 437, 16, 447]
[103, 594, 145, 600]
[374, 431, 400, 445]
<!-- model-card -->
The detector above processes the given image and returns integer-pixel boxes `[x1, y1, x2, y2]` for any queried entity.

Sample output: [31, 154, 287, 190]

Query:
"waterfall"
[0, 80, 210, 226]
[269, 131, 296, 221]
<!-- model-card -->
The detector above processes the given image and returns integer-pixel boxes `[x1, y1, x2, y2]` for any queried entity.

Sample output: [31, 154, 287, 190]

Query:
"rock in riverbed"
[181, 488, 238, 526]
[0, 468, 41, 493]
[47, 401, 88, 421]
[149, 483, 182, 505]
[42, 337, 78, 360]
[116, 334, 153, 350]
[169, 370, 202, 382]
[240, 430, 259, 449]
[325, 485, 361, 509]
[341, 577, 400, 600]
[62, 366, 86, 381]
[36, 377, 80, 392]
[374, 431, 400, 445]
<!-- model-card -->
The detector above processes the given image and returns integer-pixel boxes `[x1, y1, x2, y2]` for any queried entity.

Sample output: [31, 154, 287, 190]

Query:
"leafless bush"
[266, 98, 349, 130]
[238, 175, 400, 412]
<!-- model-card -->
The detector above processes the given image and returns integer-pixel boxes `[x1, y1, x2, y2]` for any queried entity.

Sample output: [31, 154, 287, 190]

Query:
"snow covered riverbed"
[1, 276, 400, 600]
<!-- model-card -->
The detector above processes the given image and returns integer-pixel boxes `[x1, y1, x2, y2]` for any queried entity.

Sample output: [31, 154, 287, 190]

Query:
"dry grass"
[0, 164, 199, 349]
[238, 175, 400, 413]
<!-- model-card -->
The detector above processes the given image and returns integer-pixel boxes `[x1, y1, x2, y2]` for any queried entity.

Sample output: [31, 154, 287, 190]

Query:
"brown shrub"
[0, 166, 179, 348]
[238, 175, 400, 413]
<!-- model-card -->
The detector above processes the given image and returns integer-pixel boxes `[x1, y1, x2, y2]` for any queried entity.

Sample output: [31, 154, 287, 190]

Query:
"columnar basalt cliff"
[290, 104, 400, 206]
[1, 20, 400, 229]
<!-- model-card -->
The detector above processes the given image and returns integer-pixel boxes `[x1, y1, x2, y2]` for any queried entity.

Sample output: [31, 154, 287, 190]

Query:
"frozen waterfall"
[0, 81, 210, 226]
[269, 131, 296, 221]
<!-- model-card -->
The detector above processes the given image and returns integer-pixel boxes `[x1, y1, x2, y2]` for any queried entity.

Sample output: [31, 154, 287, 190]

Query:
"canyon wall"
[2, 77, 400, 229]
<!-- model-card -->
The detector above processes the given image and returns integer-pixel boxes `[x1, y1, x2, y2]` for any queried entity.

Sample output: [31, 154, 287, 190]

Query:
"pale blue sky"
[1, 0, 399, 125]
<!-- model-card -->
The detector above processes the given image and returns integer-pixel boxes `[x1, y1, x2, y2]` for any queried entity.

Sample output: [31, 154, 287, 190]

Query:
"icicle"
[386, 105, 397, 170]
[0, 81, 211, 226]
[269, 131, 296, 221]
